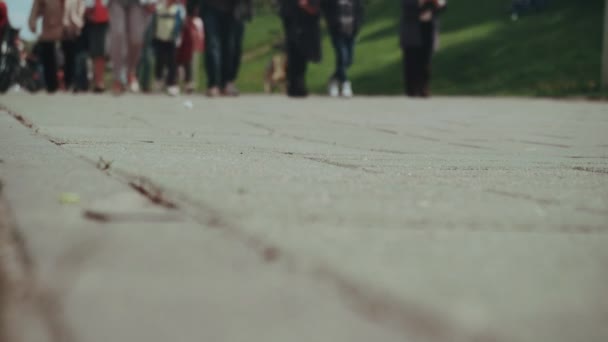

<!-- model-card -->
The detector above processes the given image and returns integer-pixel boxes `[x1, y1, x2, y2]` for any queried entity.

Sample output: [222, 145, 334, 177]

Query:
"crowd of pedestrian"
[1, 0, 450, 98]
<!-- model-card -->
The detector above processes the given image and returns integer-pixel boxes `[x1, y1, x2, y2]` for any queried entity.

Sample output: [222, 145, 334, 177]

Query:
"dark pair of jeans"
[201, 5, 242, 89]
[330, 32, 355, 82]
[39, 40, 77, 92]
[403, 22, 434, 97]
[153, 39, 177, 86]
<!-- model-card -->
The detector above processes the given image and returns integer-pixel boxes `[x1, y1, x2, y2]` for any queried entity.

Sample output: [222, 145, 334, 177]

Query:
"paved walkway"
[1, 94, 607, 342]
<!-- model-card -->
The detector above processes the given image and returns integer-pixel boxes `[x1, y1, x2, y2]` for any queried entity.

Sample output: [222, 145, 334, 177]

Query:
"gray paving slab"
[1, 94, 607, 342]
[0, 107, 407, 342]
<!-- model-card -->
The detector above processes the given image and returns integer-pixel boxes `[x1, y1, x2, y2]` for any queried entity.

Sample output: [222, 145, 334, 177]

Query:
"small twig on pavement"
[96, 157, 113, 171]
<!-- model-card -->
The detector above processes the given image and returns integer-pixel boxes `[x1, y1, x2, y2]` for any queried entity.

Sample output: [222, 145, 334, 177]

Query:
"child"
[152, 0, 184, 96]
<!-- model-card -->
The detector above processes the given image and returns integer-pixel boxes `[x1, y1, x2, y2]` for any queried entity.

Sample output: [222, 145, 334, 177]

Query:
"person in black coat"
[400, 0, 446, 97]
[322, 0, 363, 97]
[279, 0, 322, 97]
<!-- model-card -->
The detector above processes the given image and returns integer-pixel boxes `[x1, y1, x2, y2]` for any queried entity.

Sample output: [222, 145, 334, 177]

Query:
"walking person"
[400, 0, 446, 98]
[72, 22, 89, 92]
[322, 0, 363, 98]
[29, 0, 85, 93]
[83, 0, 110, 92]
[279, 0, 322, 98]
[187, 0, 242, 97]
[108, 0, 156, 95]
[152, 0, 184, 96]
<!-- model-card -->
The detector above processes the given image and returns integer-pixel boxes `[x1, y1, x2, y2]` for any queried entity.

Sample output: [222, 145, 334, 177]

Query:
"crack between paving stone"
[301, 156, 382, 174]
[242, 118, 417, 156]
[2, 107, 506, 342]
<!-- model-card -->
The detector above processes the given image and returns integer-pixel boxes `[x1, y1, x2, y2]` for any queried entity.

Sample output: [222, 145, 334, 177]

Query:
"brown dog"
[264, 53, 287, 94]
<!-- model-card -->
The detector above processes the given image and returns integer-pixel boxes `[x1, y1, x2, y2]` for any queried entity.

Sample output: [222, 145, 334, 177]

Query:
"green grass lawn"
[199, 0, 606, 97]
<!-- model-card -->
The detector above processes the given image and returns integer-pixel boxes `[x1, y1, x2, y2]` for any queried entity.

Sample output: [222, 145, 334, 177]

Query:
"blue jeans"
[330, 32, 355, 82]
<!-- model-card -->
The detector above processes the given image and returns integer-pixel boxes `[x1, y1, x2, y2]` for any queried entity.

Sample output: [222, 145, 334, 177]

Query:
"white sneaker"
[328, 79, 340, 97]
[167, 85, 180, 97]
[341, 81, 353, 98]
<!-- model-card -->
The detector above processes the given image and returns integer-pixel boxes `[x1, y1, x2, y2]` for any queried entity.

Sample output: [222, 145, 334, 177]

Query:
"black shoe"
[287, 77, 308, 98]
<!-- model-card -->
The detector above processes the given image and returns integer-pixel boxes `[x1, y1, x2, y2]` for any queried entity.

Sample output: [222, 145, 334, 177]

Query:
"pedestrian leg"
[153, 40, 165, 84]
[202, 6, 222, 93]
[331, 32, 348, 83]
[40, 41, 59, 93]
[165, 43, 177, 87]
[109, 2, 127, 88]
[219, 12, 237, 91]
[403, 47, 419, 97]
[126, 4, 150, 91]
[61, 39, 77, 90]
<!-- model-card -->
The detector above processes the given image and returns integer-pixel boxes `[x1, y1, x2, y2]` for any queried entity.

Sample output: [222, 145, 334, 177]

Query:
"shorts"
[87, 22, 108, 58]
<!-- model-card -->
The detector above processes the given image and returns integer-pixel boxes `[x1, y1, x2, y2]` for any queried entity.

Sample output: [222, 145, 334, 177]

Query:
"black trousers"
[403, 23, 434, 97]
[154, 39, 177, 86]
[61, 40, 77, 90]
[39, 42, 58, 92]
[39, 40, 79, 92]
[286, 38, 308, 97]
[282, 17, 318, 97]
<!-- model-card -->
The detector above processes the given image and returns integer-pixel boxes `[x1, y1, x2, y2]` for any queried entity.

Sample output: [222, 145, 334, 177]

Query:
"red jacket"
[86, 0, 109, 23]
[176, 18, 204, 64]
